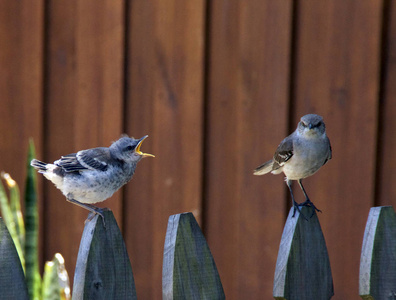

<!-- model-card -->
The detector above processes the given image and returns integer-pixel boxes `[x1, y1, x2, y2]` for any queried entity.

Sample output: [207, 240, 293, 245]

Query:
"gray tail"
[253, 160, 273, 175]
[30, 159, 48, 172]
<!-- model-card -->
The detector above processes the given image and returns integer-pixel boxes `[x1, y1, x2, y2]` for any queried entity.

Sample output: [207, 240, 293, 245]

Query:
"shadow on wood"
[72, 210, 136, 300]
[273, 206, 333, 300]
[359, 206, 396, 299]
[162, 212, 225, 299]
[0, 217, 29, 299]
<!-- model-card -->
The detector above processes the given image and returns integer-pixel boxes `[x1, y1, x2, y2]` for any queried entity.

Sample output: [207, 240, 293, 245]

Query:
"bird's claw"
[292, 200, 309, 221]
[86, 208, 109, 228]
[298, 199, 321, 218]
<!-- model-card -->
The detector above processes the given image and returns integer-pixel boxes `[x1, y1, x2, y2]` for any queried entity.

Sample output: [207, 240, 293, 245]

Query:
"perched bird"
[31, 135, 154, 219]
[254, 114, 332, 218]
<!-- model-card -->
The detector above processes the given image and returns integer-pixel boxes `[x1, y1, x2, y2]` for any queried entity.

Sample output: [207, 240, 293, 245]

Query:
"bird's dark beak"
[308, 123, 313, 130]
[135, 135, 155, 158]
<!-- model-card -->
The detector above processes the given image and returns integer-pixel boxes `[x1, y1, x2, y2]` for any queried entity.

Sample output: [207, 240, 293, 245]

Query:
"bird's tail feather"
[253, 160, 273, 175]
[30, 159, 48, 172]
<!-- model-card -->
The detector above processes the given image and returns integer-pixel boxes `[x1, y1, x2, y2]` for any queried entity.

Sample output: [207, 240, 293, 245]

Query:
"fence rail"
[0, 206, 395, 299]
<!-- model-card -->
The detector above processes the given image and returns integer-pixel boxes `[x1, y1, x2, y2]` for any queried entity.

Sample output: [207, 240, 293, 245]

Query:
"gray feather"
[55, 148, 110, 173]
[30, 159, 48, 172]
[253, 160, 274, 175]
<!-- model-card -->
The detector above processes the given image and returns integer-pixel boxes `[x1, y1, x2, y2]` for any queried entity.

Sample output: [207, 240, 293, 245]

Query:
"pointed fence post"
[162, 212, 225, 299]
[273, 206, 334, 300]
[359, 206, 396, 299]
[0, 217, 29, 299]
[72, 210, 136, 300]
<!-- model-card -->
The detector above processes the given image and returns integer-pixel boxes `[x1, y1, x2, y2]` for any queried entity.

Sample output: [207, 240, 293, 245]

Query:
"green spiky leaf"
[25, 139, 41, 300]
[0, 172, 25, 271]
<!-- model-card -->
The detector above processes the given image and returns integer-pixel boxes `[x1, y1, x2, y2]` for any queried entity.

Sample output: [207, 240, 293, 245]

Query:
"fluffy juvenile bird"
[31, 135, 154, 219]
[254, 114, 332, 218]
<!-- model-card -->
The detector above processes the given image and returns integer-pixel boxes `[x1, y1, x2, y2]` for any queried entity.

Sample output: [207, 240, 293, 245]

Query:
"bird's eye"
[125, 145, 134, 151]
[301, 122, 307, 128]
[311, 121, 322, 128]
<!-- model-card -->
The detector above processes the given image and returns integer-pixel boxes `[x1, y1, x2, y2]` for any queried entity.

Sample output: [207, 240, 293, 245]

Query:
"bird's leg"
[297, 179, 321, 217]
[66, 197, 107, 226]
[286, 179, 307, 220]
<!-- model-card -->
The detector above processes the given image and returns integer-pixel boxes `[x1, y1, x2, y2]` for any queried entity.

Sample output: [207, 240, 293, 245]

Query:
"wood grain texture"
[292, 1, 383, 298]
[0, 1, 394, 298]
[0, 1, 44, 186]
[124, 1, 206, 299]
[162, 213, 224, 299]
[0, 0, 44, 269]
[359, 206, 396, 299]
[44, 0, 125, 283]
[205, 1, 292, 298]
[377, 1, 396, 209]
[0, 218, 29, 299]
[273, 207, 333, 300]
[72, 210, 136, 300]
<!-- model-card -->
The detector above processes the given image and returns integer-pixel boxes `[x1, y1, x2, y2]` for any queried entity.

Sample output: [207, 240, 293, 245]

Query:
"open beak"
[135, 135, 155, 158]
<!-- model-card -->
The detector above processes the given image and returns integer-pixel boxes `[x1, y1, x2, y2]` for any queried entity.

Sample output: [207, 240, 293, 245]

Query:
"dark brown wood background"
[0, 1, 394, 299]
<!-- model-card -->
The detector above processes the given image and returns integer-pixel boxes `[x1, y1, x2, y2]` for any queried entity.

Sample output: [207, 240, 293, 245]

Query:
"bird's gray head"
[297, 114, 326, 137]
[109, 135, 155, 163]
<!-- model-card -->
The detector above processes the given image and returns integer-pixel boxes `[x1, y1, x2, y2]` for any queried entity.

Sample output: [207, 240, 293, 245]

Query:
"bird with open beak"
[31, 135, 154, 219]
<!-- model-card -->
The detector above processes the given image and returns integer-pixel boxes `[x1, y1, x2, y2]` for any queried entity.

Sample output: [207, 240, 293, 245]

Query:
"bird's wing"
[323, 136, 332, 165]
[55, 147, 110, 172]
[272, 135, 294, 170]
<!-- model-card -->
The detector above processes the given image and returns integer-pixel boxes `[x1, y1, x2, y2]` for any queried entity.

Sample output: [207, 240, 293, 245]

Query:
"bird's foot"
[86, 207, 110, 227]
[292, 200, 309, 221]
[66, 197, 109, 227]
[298, 199, 321, 218]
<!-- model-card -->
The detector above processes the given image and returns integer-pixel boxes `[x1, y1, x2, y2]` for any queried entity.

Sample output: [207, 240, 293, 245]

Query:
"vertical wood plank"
[359, 206, 396, 299]
[44, 0, 124, 284]
[124, 1, 206, 299]
[377, 1, 396, 208]
[205, 1, 292, 298]
[162, 213, 224, 299]
[0, 2, 44, 185]
[273, 207, 333, 300]
[73, 211, 136, 300]
[0, 218, 29, 299]
[0, 0, 44, 267]
[292, 1, 383, 298]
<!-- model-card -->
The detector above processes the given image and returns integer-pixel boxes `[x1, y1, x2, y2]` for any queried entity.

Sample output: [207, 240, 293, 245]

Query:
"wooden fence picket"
[72, 210, 136, 300]
[162, 212, 225, 300]
[273, 206, 333, 300]
[3, 206, 396, 299]
[359, 206, 396, 299]
[0, 217, 29, 299]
